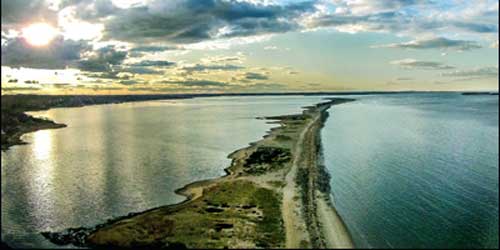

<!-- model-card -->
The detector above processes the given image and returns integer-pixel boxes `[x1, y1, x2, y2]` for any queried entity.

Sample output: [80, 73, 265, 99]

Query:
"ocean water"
[323, 93, 499, 248]
[2, 94, 498, 249]
[1, 96, 326, 248]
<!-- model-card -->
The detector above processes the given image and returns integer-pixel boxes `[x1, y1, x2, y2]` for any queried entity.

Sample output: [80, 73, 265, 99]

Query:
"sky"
[1, 0, 498, 94]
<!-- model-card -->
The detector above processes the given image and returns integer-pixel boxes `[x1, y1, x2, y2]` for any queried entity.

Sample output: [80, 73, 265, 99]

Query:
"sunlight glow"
[22, 23, 58, 46]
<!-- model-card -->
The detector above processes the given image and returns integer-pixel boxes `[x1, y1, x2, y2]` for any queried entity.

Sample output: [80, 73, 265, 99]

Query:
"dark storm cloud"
[1, 36, 89, 69]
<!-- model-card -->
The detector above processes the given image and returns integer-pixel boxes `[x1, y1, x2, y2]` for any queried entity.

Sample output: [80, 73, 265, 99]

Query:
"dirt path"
[282, 115, 319, 248]
[283, 103, 354, 249]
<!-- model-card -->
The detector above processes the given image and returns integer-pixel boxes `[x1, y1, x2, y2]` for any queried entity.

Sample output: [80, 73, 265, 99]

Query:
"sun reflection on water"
[32, 130, 53, 161]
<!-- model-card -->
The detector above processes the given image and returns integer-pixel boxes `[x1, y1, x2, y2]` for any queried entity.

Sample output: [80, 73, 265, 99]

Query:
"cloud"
[238, 82, 286, 91]
[1, 36, 89, 69]
[264, 45, 278, 50]
[1, 86, 41, 91]
[81, 71, 128, 79]
[306, 1, 498, 40]
[128, 45, 183, 56]
[180, 64, 244, 74]
[119, 79, 142, 85]
[200, 55, 246, 64]
[127, 60, 175, 67]
[24, 80, 40, 84]
[77, 45, 127, 72]
[129, 45, 182, 52]
[75, 0, 317, 44]
[332, 0, 429, 15]
[373, 37, 483, 51]
[61, 0, 120, 21]
[159, 79, 228, 87]
[244, 72, 269, 80]
[121, 66, 163, 75]
[390, 58, 455, 70]
[441, 67, 498, 78]
[1, 0, 57, 27]
[452, 21, 498, 33]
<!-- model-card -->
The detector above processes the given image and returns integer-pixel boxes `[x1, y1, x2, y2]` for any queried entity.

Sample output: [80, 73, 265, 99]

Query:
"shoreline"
[3, 91, 491, 151]
[39, 98, 354, 248]
[1, 112, 67, 151]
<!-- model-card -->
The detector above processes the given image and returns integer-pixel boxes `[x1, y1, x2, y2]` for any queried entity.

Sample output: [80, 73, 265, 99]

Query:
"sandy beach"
[42, 98, 355, 248]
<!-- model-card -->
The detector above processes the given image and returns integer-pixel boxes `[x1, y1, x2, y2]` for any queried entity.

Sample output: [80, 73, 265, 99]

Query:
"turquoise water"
[323, 93, 499, 248]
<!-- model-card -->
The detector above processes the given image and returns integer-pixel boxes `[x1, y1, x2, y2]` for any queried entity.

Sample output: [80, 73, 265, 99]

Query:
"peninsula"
[41, 98, 355, 248]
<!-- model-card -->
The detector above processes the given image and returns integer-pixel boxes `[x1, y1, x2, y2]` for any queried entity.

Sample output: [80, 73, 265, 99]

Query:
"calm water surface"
[1, 96, 325, 248]
[323, 93, 499, 248]
[2, 94, 498, 248]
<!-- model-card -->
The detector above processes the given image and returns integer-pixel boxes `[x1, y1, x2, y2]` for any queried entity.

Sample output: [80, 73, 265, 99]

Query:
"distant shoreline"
[41, 98, 355, 248]
[2, 91, 496, 151]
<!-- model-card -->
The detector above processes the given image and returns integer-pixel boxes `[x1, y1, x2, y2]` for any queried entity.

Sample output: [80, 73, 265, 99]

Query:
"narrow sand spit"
[282, 115, 318, 248]
[42, 98, 355, 249]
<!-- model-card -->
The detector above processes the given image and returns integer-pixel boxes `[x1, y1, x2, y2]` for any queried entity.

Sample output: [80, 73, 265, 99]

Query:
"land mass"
[41, 98, 355, 248]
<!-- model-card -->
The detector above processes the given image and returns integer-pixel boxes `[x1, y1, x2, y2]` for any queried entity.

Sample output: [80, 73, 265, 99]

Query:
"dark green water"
[323, 93, 499, 248]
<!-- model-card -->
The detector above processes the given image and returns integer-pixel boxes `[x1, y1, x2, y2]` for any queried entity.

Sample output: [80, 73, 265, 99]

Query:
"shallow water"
[1, 96, 326, 248]
[323, 93, 499, 248]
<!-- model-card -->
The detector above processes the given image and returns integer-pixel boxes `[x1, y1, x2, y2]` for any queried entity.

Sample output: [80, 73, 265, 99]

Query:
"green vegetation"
[243, 146, 291, 175]
[296, 167, 310, 206]
[85, 180, 285, 248]
[1, 110, 66, 150]
[316, 163, 331, 194]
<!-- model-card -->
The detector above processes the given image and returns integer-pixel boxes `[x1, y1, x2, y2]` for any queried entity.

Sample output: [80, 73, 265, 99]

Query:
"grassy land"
[86, 180, 284, 248]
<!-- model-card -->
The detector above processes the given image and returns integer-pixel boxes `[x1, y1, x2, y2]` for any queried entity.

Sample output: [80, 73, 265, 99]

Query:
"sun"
[22, 23, 58, 46]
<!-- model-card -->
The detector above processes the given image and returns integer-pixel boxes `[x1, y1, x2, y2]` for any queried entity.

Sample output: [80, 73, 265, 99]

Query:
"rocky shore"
[41, 98, 355, 248]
